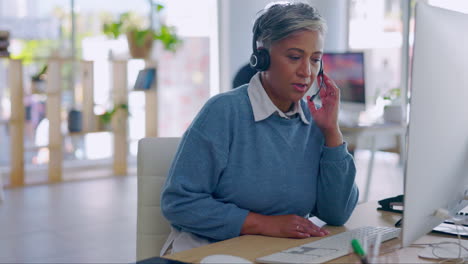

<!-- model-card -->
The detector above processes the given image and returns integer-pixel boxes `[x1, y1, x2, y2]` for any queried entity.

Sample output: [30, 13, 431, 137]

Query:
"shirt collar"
[247, 72, 310, 125]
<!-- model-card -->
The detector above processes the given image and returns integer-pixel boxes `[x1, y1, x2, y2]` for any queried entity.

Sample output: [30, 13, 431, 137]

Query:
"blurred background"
[0, 0, 467, 185]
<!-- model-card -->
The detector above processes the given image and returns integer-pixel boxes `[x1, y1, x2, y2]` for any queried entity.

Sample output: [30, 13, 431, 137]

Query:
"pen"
[351, 239, 369, 264]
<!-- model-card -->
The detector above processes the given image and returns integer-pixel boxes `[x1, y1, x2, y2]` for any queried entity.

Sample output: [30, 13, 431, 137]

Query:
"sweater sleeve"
[161, 98, 249, 241]
[314, 142, 359, 226]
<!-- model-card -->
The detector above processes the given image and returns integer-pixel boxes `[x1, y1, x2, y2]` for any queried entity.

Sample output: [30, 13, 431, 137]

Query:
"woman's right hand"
[241, 212, 329, 238]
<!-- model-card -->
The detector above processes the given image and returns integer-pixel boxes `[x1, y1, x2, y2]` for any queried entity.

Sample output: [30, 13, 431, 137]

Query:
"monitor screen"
[322, 52, 365, 104]
[402, 3, 468, 250]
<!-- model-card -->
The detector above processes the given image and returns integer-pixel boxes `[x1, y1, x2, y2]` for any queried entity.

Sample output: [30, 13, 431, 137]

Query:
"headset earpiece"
[250, 48, 270, 71]
[250, 24, 270, 71]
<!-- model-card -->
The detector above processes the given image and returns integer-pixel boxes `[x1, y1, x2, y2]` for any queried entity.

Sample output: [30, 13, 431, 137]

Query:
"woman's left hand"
[307, 73, 343, 147]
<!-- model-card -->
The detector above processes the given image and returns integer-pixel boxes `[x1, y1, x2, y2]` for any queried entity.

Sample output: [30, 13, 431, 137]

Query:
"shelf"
[3, 58, 156, 186]
[67, 130, 112, 137]
[24, 145, 48, 152]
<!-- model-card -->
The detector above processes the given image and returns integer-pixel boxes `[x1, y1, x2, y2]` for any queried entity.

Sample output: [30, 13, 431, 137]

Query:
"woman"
[160, 2, 358, 255]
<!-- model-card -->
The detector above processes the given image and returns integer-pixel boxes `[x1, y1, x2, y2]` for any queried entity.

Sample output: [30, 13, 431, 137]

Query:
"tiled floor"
[0, 150, 403, 263]
[0, 176, 138, 263]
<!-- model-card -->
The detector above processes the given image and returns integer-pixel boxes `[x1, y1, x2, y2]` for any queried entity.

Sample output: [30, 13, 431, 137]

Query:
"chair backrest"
[136, 137, 181, 261]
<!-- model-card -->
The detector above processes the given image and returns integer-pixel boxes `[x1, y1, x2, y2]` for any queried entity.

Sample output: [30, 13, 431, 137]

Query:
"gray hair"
[253, 1, 327, 49]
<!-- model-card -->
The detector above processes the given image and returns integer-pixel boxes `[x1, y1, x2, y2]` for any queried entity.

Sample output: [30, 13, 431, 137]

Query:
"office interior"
[0, 0, 467, 263]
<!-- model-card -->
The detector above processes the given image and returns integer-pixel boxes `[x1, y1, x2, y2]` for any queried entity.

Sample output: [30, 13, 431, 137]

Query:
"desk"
[340, 122, 407, 202]
[164, 202, 458, 263]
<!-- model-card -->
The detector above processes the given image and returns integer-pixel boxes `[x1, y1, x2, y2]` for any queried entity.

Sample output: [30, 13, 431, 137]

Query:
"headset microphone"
[310, 60, 324, 102]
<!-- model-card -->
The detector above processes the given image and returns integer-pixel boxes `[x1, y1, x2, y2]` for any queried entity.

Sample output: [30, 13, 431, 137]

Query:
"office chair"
[136, 137, 181, 261]
[232, 63, 257, 89]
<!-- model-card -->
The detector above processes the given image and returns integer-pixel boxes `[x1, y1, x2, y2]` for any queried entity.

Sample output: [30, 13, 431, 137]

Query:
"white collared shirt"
[247, 72, 310, 125]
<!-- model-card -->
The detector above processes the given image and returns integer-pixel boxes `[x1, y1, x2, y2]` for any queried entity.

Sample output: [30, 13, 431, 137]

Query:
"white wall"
[218, 0, 272, 92]
[310, 0, 349, 52]
[218, 0, 350, 92]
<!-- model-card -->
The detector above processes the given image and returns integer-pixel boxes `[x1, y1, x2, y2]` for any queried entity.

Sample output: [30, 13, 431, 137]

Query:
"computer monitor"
[322, 52, 366, 118]
[402, 3, 468, 248]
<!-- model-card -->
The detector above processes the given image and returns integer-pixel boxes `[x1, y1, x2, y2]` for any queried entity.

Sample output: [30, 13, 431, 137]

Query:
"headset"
[249, 30, 270, 71]
[249, 25, 325, 101]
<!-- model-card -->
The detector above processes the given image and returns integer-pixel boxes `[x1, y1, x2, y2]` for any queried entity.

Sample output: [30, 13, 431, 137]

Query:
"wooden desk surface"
[164, 202, 463, 263]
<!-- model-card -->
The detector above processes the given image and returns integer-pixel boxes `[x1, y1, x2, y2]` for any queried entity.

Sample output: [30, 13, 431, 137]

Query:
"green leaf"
[155, 4, 164, 12]
[99, 112, 112, 124]
[133, 30, 152, 47]
[32, 64, 48, 80]
[103, 22, 122, 38]
[99, 103, 129, 124]
[101, 8, 181, 53]
[120, 12, 131, 22]
[382, 88, 401, 101]
[155, 24, 182, 52]
[11, 39, 55, 65]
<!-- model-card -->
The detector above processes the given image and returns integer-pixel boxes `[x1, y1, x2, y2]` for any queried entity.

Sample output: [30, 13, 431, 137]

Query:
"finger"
[305, 227, 327, 237]
[326, 80, 339, 97]
[292, 226, 311, 238]
[323, 74, 340, 95]
[322, 73, 334, 86]
[307, 96, 318, 114]
[319, 81, 339, 107]
[310, 223, 330, 235]
[290, 216, 324, 237]
[316, 74, 323, 89]
[319, 78, 327, 98]
[293, 231, 311, 238]
[320, 228, 330, 235]
[287, 222, 310, 238]
[302, 221, 328, 237]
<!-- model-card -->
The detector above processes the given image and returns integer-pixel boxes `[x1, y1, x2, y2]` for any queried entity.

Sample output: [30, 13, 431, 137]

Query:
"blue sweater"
[161, 85, 358, 242]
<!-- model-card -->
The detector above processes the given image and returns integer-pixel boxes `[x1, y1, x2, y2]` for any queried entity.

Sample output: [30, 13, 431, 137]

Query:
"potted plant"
[102, 4, 181, 59]
[382, 88, 403, 123]
[31, 64, 47, 94]
[98, 103, 129, 131]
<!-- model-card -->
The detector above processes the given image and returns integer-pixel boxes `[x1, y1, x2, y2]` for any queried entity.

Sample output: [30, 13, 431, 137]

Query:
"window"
[349, 0, 403, 112]
[0, 0, 218, 184]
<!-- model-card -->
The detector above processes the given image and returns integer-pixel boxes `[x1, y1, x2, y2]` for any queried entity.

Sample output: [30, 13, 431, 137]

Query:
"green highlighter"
[351, 239, 369, 264]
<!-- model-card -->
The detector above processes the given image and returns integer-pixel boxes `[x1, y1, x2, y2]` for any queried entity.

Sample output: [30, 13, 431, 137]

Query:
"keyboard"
[256, 226, 401, 264]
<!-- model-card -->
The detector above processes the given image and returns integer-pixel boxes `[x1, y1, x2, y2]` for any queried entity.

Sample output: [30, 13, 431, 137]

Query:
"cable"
[411, 214, 468, 263]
